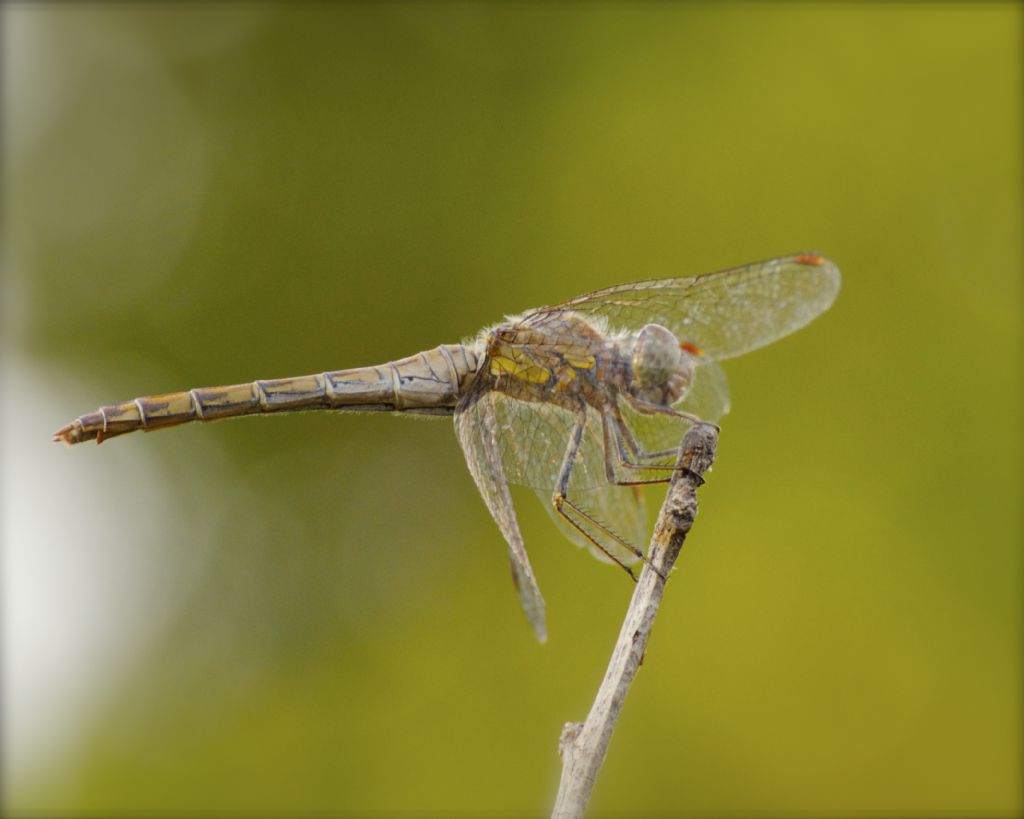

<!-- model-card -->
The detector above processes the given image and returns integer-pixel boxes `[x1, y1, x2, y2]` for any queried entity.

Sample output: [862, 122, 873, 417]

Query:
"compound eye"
[632, 324, 681, 388]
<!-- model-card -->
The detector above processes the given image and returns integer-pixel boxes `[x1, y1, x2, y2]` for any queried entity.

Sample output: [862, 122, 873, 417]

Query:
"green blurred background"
[3, 2, 1020, 816]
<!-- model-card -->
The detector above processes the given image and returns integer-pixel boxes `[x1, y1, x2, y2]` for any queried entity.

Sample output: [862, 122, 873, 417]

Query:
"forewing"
[454, 389, 547, 642]
[536, 253, 840, 360]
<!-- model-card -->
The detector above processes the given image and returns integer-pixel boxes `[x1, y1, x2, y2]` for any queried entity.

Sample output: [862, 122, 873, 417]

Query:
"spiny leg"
[597, 408, 695, 580]
[600, 407, 673, 487]
[552, 409, 658, 581]
[608, 403, 685, 471]
[559, 494, 676, 582]
[601, 402, 707, 489]
[612, 401, 683, 463]
[615, 396, 717, 485]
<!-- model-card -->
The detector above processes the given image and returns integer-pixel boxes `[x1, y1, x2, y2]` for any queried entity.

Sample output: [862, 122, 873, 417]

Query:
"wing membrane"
[454, 388, 547, 642]
[489, 396, 648, 565]
[462, 357, 728, 568]
[536, 254, 840, 361]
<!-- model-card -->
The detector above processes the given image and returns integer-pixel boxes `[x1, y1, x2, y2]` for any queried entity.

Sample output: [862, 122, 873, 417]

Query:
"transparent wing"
[489, 395, 605, 492]
[456, 358, 733, 580]
[683, 357, 730, 422]
[454, 388, 547, 642]
[487, 395, 647, 565]
[535, 253, 840, 361]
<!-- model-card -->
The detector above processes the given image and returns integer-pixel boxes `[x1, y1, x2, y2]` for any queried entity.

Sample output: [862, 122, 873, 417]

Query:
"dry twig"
[551, 423, 719, 819]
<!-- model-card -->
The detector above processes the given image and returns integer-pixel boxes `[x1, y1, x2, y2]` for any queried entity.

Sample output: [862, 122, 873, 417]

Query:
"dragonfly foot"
[682, 468, 706, 487]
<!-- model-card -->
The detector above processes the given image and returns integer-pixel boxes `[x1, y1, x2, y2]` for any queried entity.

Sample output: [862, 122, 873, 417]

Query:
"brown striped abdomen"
[53, 343, 481, 445]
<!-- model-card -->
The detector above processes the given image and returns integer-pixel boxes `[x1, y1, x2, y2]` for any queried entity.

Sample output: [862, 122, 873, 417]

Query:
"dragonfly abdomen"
[53, 344, 481, 445]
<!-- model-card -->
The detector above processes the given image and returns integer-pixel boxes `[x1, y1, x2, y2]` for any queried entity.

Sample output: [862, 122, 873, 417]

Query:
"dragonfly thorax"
[629, 323, 695, 407]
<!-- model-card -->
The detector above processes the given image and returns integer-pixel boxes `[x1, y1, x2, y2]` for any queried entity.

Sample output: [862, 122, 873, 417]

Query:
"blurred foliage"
[3, 2, 1020, 816]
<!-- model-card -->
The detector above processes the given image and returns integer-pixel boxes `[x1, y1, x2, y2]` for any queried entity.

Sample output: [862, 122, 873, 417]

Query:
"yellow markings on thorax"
[563, 353, 596, 370]
[490, 353, 552, 384]
[489, 337, 597, 388]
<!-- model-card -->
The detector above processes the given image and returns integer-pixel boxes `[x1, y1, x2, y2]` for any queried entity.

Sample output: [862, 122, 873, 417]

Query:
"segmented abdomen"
[53, 344, 480, 445]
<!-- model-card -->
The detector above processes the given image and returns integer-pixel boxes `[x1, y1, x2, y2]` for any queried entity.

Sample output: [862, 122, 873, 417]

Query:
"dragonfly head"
[629, 323, 697, 407]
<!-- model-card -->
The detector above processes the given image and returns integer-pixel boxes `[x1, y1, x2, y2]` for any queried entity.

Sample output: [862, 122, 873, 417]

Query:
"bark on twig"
[551, 423, 719, 819]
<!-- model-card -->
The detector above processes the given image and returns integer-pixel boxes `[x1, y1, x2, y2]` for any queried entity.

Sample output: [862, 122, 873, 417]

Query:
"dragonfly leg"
[613, 403, 685, 465]
[600, 408, 672, 487]
[553, 409, 662, 581]
[614, 407, 679, 462]
[601, 403, 707, 489]
[614, 397, 717, 486]
[623, 393, 720, 431]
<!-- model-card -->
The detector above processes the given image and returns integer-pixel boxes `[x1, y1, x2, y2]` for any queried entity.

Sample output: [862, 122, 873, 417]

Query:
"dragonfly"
[54, 252, 840, 642]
